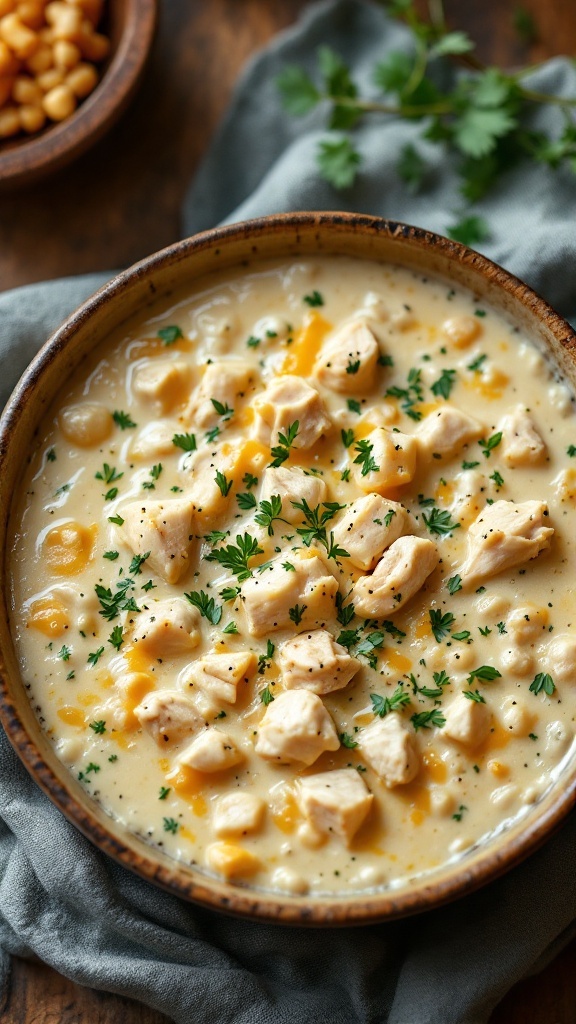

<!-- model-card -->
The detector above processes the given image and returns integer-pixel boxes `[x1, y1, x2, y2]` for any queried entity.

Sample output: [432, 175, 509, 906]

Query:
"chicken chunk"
[547, 635, 576, 684]
[177, 728, 243, 772]
[314, 320, 379, 394]
[212, 793, 265, 837]
[259, 466, 327, 524]
[505, 604, 549, 644]
[241, 550, 338, 637]
[358, 713, 419, 787]
[133, 360, 191, 414]
[297, 768, 373, 844]
[352, 536, 438, 617]
[180, 443, 238, 522]
[252, 375, 331, 449]
[119, 497, 195, 585]
[131, 598, 201, 656]
[331, 494, 408, 571]
[134, 691, 205, 747]
[255, 690, 339, 766]
[443, 693, 491, 747]
[181, 651, 257, 704]
[416, 405, 483, 460]
[130, 420, 180, 460]
[278, 629, 360, 695]
[499, 406, 546, 467]
[459, 500, 553, 585]
[351, 427, 418, 494]
[185, 360, 257, 429]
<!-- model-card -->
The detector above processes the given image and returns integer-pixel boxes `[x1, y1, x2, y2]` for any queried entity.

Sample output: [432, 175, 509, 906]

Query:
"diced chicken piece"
[505, 604, 548, 644]
[332, 494, 408, 571]
[459, 500, 553, 586]
[351, 427, 418, 494]
[443, 693, 491, 747]
[278, 629, 360, 695]
[357, 713, 419, 787]
[181, 651, 256, 704]
[259, 466, 327, 524]
[241, 550, 338, 637]
[130, 421, 179, 460]
[180, 443, 237, 522]
[119, 497, 195, 585]
[352, 536, 438, 617]
[178, 728, 243, 772]
[134, 690, 205, 747]
[255, 690, 339, 766]
[450, 469, 485, 523]
[314, 320, 379, 394]
[252, 375, 331, 449]
[297, 768, 373, 844]
[130, 597, 201, 656]
[416, 406, 483, 460]
[212, 792, 265, 837]
[133, 360, 191, 414]
[547, 635, 576, 684]
[499, 406, 546, 467]
[185, 360, 257, 429]
[205, 842, 262, 880]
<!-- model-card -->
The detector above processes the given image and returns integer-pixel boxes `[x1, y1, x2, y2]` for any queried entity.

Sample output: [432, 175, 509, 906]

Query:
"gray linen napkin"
[1, 2, 575, 1022]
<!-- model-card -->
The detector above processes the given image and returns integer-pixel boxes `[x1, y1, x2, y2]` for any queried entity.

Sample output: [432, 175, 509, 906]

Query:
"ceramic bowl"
[0, 0, 157, 189]
[0, 212, 575, 925]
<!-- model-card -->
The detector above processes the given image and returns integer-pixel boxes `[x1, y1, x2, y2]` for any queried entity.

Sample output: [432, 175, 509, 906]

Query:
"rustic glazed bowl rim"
[0, 0, 158, 186]
[1, 211, 575, 926]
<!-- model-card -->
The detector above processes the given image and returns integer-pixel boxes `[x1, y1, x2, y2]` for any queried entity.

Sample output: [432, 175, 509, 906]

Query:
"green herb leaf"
[447, 215, 490, 246]
[113, 410, 137, 430]
[317, 136, 361, 189]
[422, 507, 461, 536]
[215, 470, 233, 497]
[429, 609, 455, 643]
[431, 368, 457, 400]
[108, 625, 124, 651]
[467, 664, 502, 683]
[157, 325, 183, 345]
[236, 491, 258, 511]
[370, 685, 411, 717]
[184, 590, 222, 625]
[479, 432, 503, 457]
[411, 708, 446, 731]
[206, 533, 263, 582]
[87, 646, 105, 667]
[270, 420, 299, 467]
[173, 432, 197, 452]
[89, 719, 106, 734]
[529, 672, 556, 697]
[277, 64, 320, 115]
[260, 685, 274, 705]
[447, 574, 462, 595]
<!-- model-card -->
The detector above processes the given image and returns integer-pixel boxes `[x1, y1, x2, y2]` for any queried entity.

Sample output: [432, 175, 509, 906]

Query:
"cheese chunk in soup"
[9, 256, 576, 897]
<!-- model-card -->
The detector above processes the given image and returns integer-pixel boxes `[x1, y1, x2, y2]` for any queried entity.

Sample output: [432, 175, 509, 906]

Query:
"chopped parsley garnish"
[159, 787, 171, 800]
[479, 432, 502, 457]
[172, 432, 197, 452]
[447, 574, 462, 595]
[378, 353, 394, 367]
[383, 509, 396, 528]
[339, 732, 358, 748]
[478, 625, 492, 636]
[452, 630, 471, 641]
[429, 609, 455, 642]
[335, 592, 355, 627]
[260, 685, 274, 705]
[411, 670, 451, 699]
[108, 754, 117, 762]
[411, 708, 446, 731]
[247, 335, 260, 348]
[567, 445, 576, 457]
[462, 460, 480, 470]
[113, 410, 137, 430]
[158, 325, 183, 345]
[467, 665, 502, 683]
[467, 353, 487, 372]
[46, 447, 56, 462]
[353, 438, 379, 476]
[184, 590, 222, 625]
[385, 367, 424, 421]
[341, 428, 355, 448]
[78, 762, 100, 781]
[221, 586, 241, 602]
[270, 420, 299, 467]
[142, 463, 162, 490]
[258, 639, 275, 675]
[236, 491, 258, 511]
[490, 470, 504, 489]
[57, 645, 71, 661]
[108, 514, 124, 526]
[463, 689, 485, 703]
[66, 671, 75, 681]
[205, 426, 220, 443]
[128, 551, 150, 575]
[255, 495, 288, 536]
[452, 804, 468, 822]
[347, 399, 362, 414]
[303, 290, 324, 307]
[222, 621, 239, 634]
[108, 625, 124, 651]
[142, 579, 156, 592]
[243, 472, 258, 489]
[431, 368, 457, 400]
[206, 533, 263, 581]
[382, 620, 406, 639]
[346, 359, 361, 375]
[529, 672, 556, 697]
[282, 561, 296, 572]
[95, 463, 123, 486]
[356, 630, 385, 669]
[214, 470, 233, 497]
[291, 499, 348, 559]
[289, 603, 306, 625]
[87, 646, 105, 667]
[163, 817, 179, 834]
[89, 720, 106, 734]
[370, 685, 411, 717]
[210, 397, 234, 420]
[103, 550, 120, 562]
[497, 620, 507, 634]
[341, 468, 351, 481]
[205, 530, 228, 544]
[422, 507, 461, 537]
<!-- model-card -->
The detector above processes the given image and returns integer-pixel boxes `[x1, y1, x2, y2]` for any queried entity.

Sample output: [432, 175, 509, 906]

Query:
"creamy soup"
[9, 256, 576, 896]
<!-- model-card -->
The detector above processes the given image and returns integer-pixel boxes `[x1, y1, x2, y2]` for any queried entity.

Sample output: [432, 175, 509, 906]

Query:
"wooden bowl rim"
[0, 0, 158, 186]
[1, 211, 575, 926]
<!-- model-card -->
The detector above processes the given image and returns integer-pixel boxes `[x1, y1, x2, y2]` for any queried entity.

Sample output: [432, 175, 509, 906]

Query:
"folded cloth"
[1, 2, 575, 1023]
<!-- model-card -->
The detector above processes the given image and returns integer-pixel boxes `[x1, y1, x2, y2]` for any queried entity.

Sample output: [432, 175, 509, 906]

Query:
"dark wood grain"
[2, 0, 576, 1021]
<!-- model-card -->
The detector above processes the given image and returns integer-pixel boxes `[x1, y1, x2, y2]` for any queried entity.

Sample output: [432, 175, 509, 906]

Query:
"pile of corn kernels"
[0, 0, 109, 139]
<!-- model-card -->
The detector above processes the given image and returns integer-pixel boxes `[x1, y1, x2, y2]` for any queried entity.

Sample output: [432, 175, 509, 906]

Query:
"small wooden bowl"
[0, 0, 157, 189]
[0, 213, 575, 925]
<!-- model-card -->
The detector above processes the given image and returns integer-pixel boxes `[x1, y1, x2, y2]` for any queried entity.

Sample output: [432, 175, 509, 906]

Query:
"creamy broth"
[9, 256, 576, 896]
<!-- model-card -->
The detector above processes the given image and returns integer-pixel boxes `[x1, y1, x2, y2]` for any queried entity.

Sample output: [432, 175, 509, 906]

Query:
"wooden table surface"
[1, 0, 575, 1021]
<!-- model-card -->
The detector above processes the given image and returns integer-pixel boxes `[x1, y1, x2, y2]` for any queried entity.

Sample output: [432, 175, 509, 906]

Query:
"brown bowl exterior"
[1, 212, 575, 926]
[0, 0, 158, 189]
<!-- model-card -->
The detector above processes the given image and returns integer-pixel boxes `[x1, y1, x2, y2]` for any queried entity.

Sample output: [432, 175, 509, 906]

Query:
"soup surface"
[9, 256, 576, 896]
